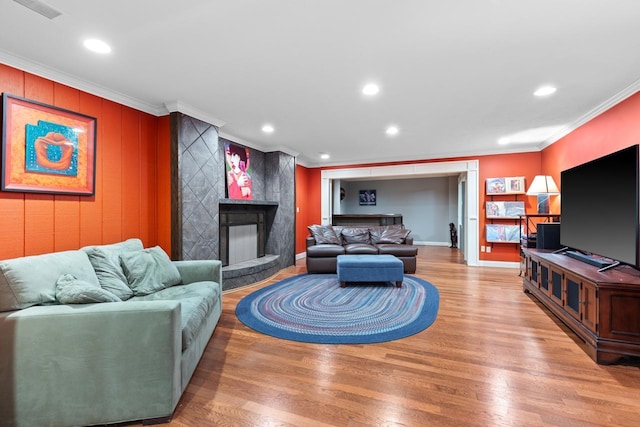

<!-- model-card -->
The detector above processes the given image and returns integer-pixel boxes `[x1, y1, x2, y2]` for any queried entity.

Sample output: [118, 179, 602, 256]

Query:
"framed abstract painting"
[1, 93, 97, 195]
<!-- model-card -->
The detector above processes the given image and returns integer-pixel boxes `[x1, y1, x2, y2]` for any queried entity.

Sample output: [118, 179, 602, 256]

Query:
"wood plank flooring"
[162, 247, 640, 426]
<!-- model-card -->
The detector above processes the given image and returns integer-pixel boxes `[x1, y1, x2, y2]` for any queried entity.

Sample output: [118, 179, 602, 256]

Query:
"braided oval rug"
[235, 274, 440, 344]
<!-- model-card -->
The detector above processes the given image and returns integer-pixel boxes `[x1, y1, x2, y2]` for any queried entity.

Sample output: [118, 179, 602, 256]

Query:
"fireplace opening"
[220, 211, 265, 267]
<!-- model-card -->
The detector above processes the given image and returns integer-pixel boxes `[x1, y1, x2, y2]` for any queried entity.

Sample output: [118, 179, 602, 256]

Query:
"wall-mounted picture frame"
[359, 189, 376, 206]
[486, 176, 525, 195]
[1, 93, 97, 195]
[224, 141, 253, 200]
[486, 224, 522, 243]
[486, 201, 525, 219]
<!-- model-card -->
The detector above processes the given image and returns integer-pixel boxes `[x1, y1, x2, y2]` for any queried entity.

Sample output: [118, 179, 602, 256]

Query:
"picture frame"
[485, 224, 522, 243]
[224, 141, 253, 200]
[486, 201, 525, 219]
[359, 189, 376, 206]
[486, 176, 525, 194]
[1, 93, 97, 196]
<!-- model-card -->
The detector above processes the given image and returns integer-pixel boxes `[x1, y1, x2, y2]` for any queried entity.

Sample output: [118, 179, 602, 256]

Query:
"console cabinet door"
[581, 280, 598, 333]
[549, 268, 564, 306]
[564, 272, 581, 321]
[539, 262, 550, 293]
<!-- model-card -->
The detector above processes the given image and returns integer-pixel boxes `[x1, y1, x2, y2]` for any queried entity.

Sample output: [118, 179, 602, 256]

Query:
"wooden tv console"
[522, 249, 640, 364]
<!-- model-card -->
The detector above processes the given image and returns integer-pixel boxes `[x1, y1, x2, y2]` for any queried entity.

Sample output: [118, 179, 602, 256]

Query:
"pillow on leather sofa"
[308, 225, 341, 245]
[370, 226, 411, 244]
[340, 228, 371, 245]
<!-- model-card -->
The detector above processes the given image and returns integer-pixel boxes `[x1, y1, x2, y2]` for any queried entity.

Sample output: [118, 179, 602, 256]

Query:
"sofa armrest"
[306, 236, 317, 248]
[173, 259, 222, 286]
[0, 301, 182, 425]
[405, 236, 414, 245]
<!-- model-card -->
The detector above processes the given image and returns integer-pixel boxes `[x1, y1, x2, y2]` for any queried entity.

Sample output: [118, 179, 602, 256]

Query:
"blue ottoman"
[337, 254, 404, 288]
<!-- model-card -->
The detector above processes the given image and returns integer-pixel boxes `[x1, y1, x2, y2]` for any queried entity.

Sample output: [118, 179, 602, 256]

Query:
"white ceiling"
[1, 0, 640, 167]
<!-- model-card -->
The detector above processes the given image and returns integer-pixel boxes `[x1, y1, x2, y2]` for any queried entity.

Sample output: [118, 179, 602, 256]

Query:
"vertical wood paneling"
[156, 115, 172, 255]
[139, 113, 156, 246]
[23, 74, 55, 255]
[100, 100, 123, 244]
[78, 92, 104, 246]
[53, 83, 81, 251]
[0, 64, 26, 258]
[0, 64, 167, 260]
[121, 106, 141, 240]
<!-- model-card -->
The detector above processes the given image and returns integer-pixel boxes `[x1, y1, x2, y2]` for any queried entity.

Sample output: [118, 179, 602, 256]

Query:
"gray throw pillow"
[81, 239, 144, 301]
[120, 246, 182, 296]
[340, 228, 371, 244]
[308, 225, 341, 245]
[55, 274, 122, 304]
[370, 226, 411, 244]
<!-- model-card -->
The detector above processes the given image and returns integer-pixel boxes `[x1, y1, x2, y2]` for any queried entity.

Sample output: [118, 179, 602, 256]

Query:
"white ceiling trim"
[164, 100, 225, 127]
[0, 49, 164, 116]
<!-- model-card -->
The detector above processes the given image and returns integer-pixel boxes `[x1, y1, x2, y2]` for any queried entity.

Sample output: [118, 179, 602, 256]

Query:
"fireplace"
[219, 199, 278, 267]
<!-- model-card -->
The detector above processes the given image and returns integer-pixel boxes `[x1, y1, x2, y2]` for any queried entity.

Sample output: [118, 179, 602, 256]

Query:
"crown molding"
[542, 76, 640, 148]
[163, 100, 225, 127]
[0, 49, 165, 116]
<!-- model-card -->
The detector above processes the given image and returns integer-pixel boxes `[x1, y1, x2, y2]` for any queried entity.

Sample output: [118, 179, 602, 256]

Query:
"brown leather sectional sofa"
[305, 224, 418, 274]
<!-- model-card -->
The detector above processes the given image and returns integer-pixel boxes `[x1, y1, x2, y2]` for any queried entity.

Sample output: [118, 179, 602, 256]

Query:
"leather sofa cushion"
[308, 225, 341, 245]
[339, 228, 371, 244]
[377, 244, 418, 256]
[307, 244, 345, 257]
[344, 243, 379, 255]
[370, 225, 411, 244]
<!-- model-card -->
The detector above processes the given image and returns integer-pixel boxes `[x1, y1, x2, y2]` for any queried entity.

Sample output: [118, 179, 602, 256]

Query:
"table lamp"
[526, 175, 560, 214]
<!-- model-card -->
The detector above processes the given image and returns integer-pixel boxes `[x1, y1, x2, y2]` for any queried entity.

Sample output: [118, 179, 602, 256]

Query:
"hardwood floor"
[166, 247, 640, 426]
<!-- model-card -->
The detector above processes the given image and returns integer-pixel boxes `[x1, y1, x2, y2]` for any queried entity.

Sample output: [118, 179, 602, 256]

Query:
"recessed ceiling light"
[498, 137, 510, 145]
[320, 153, 330, 160]
[83, 38, 111, 54]
[262, 124, 274, 133]
[534, 86, 557, 97]
[362, 83, 380, 96]
[386, 126, 399, 136]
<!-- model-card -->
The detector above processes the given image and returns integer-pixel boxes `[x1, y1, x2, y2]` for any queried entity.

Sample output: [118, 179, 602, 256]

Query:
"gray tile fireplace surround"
[170, 112, 296, 290]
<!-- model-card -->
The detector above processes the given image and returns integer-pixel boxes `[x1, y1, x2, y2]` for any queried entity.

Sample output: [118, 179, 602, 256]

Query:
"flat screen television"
[560, 144, 639, 269]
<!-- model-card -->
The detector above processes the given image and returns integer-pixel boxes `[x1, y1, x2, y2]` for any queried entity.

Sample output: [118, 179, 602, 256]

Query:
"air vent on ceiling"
[13, 0, 62, 20]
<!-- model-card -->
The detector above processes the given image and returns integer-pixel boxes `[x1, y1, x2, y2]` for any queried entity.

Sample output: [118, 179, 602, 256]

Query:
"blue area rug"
[235, 274, 440, 344]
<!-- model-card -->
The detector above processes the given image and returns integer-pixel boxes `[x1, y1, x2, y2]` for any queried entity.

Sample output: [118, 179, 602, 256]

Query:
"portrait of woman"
[225, 142, 252, 199]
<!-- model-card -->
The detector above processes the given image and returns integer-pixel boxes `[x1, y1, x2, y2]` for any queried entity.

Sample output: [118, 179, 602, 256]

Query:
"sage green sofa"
[0, 238, 222, 427]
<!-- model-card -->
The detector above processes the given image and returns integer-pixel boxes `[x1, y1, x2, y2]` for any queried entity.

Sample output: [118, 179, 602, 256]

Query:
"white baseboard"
[296, 252, 307, 260]
[478, 260, 520, 269]
[413, 241, 450, 246]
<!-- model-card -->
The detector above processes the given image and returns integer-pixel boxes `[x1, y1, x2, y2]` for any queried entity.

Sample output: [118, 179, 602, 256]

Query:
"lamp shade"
[526, 175, 560, 195]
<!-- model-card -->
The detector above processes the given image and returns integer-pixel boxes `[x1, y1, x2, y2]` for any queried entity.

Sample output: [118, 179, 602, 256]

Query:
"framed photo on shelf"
[486, 224, 522, 243]
[486, 201, 525, 219]
[1, 93, 97, 195]
[486, 176, 525, 195]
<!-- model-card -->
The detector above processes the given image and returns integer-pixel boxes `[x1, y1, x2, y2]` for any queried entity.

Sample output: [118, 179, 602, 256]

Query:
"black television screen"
[560, 144, 639, 267]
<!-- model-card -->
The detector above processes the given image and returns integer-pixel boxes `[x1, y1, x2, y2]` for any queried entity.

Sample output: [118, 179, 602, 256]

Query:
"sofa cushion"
[120, 246, 182, 296]
[308, 225, 341, 245]
[0, 250, 100, 312]
[55, 273, 122, 304]
[81, 238, 144, 301]
[340, 227, 371, 244]
[132, 281, 220, 350]
[369, 225, 411, 244]
[377, 244, 418, 256]
[344, 243, 379, 255]
[306, 244, 345, 257]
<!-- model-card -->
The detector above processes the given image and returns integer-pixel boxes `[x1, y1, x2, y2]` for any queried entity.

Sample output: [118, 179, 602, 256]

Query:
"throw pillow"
[55, 274, 122, 304]
[120, 246, 182, 296]
[308, 224, 341, 245]
[340, 228, 371, 245]
[370, 226, 411, 244]
[81, 239, 144, 301]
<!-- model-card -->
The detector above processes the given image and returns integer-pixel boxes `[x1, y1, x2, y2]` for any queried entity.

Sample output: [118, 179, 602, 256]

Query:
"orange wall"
[295, 152, 545, 262]
[0, 63, 169, 259]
